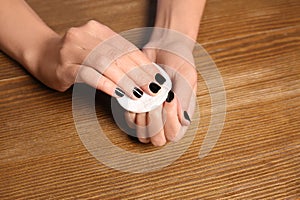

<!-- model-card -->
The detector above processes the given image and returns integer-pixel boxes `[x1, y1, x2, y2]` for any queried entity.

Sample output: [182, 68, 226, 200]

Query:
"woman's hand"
[35, 20, 165, 100]
[125, 39, 197, 146]
[122, 0, 205, 146]
[0, 1, 165, 98]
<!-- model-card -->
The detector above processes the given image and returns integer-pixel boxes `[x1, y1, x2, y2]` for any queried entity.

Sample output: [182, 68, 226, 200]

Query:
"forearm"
[0, 0, 59, 75]
[155, 0, 206, 40]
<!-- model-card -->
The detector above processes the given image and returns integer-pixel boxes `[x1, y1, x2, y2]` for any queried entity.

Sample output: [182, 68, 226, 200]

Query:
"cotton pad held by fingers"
[116, 63, 172, 113]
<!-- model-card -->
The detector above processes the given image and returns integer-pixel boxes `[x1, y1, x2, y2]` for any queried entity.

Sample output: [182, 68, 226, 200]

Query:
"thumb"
[142, 49, 157, 62]
[171, 67, 197, 126]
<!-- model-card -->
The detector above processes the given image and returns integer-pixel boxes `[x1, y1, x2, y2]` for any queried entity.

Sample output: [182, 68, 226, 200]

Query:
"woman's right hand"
[35, 20, 164, 100]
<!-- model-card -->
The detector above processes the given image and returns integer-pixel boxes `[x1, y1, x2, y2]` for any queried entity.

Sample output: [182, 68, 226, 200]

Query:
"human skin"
[0, 0, 162, 99]
[0, 0, 206, 146]
[126, 0, 206, 145]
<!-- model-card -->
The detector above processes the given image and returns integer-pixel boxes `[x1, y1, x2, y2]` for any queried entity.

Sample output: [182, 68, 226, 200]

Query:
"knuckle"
[87, 19, 96, 24]
[86, 20, 107, 32]
[65, 27, 80, 40]
[87, 19, 99, 27]
[101, 25, 116, 37]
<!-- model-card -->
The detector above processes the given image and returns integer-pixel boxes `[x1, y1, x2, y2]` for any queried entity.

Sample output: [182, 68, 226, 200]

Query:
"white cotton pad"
[116, 63, 172, 113]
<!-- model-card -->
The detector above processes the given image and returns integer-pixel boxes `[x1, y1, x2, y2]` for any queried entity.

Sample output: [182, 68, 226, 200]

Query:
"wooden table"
[1, 0, 299, 199]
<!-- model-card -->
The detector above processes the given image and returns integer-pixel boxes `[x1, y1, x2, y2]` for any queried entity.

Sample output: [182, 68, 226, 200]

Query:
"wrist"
[22, 29, 61, 77]
[144, 28, 195, 66]
[154, 17, 199, 41]
[154, 0, 206, 40]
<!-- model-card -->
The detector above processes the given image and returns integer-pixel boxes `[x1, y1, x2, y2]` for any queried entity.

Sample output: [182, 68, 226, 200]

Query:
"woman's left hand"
[125, 46, 197, 146]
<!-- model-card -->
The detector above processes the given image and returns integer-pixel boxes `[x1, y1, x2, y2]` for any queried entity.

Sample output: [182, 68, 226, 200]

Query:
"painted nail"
[149, 82, 161, 93]
[155, 73, 166, 85]
[133, 87, 143, 98]
[115, 88, 125, 97]
[184, 111, 191, 122]
[166, 91, 174, 103]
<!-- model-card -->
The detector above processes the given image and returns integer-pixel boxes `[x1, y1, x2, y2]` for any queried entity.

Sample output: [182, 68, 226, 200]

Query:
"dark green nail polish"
[155, 73, 166, 85]
[115, 88, 125, 97]
[184, 111, 191, 122]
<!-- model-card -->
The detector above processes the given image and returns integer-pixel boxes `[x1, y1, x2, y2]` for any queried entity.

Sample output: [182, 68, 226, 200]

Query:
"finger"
[63, 39, 136, 99]
[80, 20, 127, 46]
[147, 105, 167, 146]
[165, 64, 197, 126]
[173, 75, 197, 126]
[115, 54, 162, 96]
[173, 126, 189, 142]
[75, 26, 166, 98]
[102, 62, 145, 99]
[131, 50, 159, 75]
[77, 66, 124, 98]
[124, 111, 136, 129]
[136, 113, 150, 143]
[80, 37, 151, 100]
[150, 125, 166, 147]
[141, 50, 169, 86]
[163, 91, 182, 142]
[142, 48, 156, 62]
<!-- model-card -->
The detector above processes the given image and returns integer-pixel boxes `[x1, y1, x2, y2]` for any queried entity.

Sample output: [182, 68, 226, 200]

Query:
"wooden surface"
[1, 0, 300, 199]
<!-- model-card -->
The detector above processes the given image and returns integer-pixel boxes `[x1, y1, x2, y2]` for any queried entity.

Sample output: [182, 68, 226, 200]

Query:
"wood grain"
[0, 0, 299, 199]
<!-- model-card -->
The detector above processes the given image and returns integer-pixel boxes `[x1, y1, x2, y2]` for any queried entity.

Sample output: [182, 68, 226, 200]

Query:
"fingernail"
[155, 73, 166, 85]
[149, 82, 161, 93]
[115, 88, 125, 97]
[184, 111, 191, 122]
[133, 87, 143, 98]
[166, 91, 174, 103]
